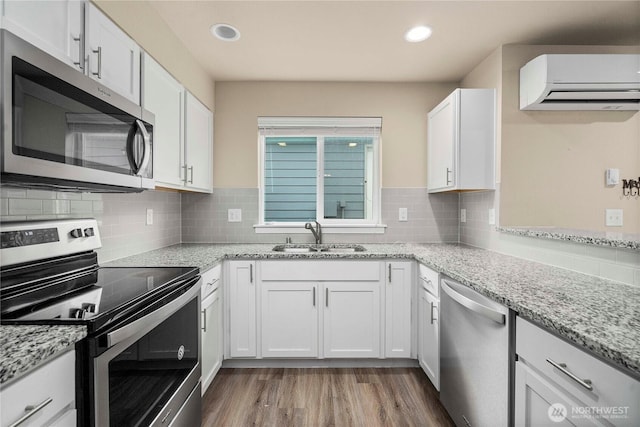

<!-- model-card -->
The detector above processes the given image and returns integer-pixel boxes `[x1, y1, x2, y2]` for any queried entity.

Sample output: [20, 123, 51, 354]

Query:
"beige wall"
[213, 81, 457, 188]
[93, 0, 215, 109]
[499, 45, 639, 233]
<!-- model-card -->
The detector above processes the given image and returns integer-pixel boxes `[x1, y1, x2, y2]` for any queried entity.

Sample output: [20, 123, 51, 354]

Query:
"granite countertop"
[0, 325, 87, 385]
[498, 226, 640, 250]
[107, 242, 640, 377]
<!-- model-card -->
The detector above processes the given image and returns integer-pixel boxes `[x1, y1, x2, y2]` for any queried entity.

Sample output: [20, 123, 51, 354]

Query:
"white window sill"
[254, 223, 387, 234]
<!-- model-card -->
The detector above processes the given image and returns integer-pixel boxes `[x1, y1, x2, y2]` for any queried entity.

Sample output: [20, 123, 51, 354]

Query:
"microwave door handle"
[135, 119, 151, 176]
[125, 123, 141, 174]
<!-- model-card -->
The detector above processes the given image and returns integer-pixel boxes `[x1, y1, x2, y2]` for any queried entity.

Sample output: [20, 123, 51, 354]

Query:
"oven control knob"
[84, 227, 95, 237]
[82, 303, 97, 313]
[70, 308, 86, 319]
[69, 228, 84, 238]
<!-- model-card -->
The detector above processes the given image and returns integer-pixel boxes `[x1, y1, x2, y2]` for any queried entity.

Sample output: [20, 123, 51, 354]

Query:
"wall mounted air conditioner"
[520, 54, 640, 111]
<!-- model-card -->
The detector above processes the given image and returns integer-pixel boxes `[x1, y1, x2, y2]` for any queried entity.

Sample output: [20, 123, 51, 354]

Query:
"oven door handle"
[106, 278, 200, 348]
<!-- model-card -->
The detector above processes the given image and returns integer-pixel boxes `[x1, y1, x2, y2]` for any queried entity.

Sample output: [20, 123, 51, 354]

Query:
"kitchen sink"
[271, 244, 366, 253]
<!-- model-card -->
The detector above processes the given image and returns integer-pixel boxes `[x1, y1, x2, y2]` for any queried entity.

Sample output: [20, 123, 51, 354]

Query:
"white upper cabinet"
[184, 92, 213, 193]
[143, 54, 185, 188]
[1, 0, 84, 71]
[85, 2, 140, 104]
[427, 88, 495, 193]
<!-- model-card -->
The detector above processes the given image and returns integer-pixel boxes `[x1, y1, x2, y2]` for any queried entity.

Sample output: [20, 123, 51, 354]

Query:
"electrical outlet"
[228, 208, 242, 222]
[605, 209, 623, 227]
[398, 207, 408, 222]
[146, 208, 153, 225]
[488, 208, 496, 225]
[460, 209, 466, 223]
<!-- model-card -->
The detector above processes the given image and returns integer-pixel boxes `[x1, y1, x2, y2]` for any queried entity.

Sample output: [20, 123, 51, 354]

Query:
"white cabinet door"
[1, 0, 84, 71]
[184, 92, 213, 193]
[427, 88, 495, 193]
[261, 282, 318, 358]
[418, 288, 440, 390]
[515, 361, 594, 427]
[142, 54, 185, 188]
[202, 287, 222, 394]
[1, 351, 76, 427]
[427, 92, 456, 191]
[85, 3, 140, 104]
[385, 261, 412, 358]
[228, 261, 256, 358]
[323, 282, 380, 358]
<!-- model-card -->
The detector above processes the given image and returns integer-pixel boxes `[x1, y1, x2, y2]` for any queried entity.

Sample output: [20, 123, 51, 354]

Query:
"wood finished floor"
[202, 368, 455, 427]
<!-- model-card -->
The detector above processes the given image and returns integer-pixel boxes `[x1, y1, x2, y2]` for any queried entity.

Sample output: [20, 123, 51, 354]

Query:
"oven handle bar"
[106, 277, 200, 348]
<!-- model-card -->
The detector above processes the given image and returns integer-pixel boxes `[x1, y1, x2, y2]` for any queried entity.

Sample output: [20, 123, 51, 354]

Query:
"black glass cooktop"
[1, 266, 199, 327]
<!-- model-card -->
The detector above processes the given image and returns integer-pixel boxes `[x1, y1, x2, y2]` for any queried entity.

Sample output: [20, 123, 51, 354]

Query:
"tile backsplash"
[1, 187, 181, 263]
[182, 188, 459, 244]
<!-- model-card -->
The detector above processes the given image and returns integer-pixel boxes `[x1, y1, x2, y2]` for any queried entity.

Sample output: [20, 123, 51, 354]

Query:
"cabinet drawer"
[261, 260, 381, 281]
[516, 317, 639, 421]
[418, 263, 439, 297]
[201, 264, 222, 299]
[1, 350, 75, 427]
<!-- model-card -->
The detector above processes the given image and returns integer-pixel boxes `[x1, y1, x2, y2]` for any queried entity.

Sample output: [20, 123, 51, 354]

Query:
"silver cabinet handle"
[91, 46, 102, 78]
[546, 358, 593, 391]
[441, 279, 505, 324]
[188, 166, 194, 184]
[313, 286, 316, 307]
[72, 35, 84, 70]
[182, 164, 188, 183]
[325, 288, 329, 307]
[161, 408, 172, 424]
[201, 308, 207, 332]
[420, 276, 433, 286]
[430, 302, 437, 324]
[388, 264, 392, 283]
[249, 263, 253, 283]
[446, 167, 452, 185]
[9, 397, 53, 427]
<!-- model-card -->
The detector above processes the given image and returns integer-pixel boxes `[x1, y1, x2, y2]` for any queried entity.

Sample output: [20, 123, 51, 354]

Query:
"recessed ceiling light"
[210, 23, 241, 42]
[404, 25, 432, 43]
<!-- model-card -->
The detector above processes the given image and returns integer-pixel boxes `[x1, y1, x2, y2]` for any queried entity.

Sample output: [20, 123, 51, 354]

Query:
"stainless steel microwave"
[1, 29, 154, 192]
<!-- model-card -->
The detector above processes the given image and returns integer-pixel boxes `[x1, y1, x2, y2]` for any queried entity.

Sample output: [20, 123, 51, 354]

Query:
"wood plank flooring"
[202, 368, 455, 427]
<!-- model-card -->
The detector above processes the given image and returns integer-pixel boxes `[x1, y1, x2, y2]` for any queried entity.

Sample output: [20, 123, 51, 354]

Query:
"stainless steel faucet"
[304, 221, 322, 244]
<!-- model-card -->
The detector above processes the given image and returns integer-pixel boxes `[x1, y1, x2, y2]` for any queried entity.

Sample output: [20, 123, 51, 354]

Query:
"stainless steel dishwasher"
[440, 276, 511, 427]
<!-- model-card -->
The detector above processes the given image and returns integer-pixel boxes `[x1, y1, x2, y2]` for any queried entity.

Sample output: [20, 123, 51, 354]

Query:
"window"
[258, 117, 382, 230]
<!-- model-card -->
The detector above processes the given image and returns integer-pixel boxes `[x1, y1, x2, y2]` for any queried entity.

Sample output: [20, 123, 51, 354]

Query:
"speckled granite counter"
[107, 242, 640, 378]
[0, 325, 86, 385]
[498, 226, 640, 250]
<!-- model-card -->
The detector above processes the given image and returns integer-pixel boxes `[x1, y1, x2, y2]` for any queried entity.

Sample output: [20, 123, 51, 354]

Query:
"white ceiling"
[149, 0, 640, 82]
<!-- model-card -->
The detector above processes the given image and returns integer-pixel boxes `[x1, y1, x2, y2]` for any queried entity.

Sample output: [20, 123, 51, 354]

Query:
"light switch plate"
[460, 209, 466, 223]
[605, 168, 620, 186]
[605, 209, 623, 227]
[228, 208, 242, 222]
[488, 208, 496, 225]
[398, 207, 408, 222]
[146, 208, 153, 225]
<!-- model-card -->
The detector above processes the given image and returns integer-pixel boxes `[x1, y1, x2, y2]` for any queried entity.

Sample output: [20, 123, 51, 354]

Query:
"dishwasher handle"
[441, 279, 505, 324]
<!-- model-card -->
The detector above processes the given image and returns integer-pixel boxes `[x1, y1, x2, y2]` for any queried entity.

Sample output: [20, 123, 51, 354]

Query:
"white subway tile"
[81, 192, 102, 201]
[1, 215, 26, 222]
[0, 199, 7, 216]
[1, 188, 26, 199]
[599, 262, 635, 285]
[9, 199, 42, 215]
[56, 192, 82, 200]
[69, 200, 93, 214]
[26, 189, 56, 199]
[93, 201, 104, 213]
[42, 200, 70, 215]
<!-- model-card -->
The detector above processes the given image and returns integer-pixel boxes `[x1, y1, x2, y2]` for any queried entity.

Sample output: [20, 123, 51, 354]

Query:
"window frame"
[256, 117, 384, 234]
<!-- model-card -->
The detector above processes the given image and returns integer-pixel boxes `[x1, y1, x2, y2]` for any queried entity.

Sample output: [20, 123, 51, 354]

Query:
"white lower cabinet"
[261, 282, 318, 357]
[385, 261, 412, 358]
[515, 317, 640, 427]
[201, 265, 223, 395]
[227, 261, 256, 358]
[1, 350, 76, 427]
[323, 282, 381, 358]
[417, 263, 440, 390]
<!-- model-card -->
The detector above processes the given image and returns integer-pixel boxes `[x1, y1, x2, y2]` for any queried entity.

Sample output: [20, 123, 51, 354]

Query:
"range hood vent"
[520, 54, 640, 111]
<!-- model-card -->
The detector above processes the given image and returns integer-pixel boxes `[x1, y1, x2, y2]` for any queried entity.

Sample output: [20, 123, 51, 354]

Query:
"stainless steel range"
[1, 219, 202, 427]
